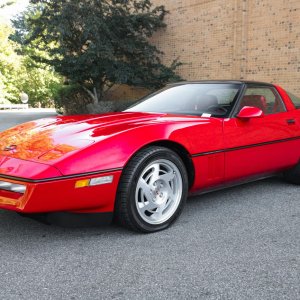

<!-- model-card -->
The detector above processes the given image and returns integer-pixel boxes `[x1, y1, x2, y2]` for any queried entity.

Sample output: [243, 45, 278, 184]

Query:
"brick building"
[151, 0, 300, 95]
[107, 0, 300, 100]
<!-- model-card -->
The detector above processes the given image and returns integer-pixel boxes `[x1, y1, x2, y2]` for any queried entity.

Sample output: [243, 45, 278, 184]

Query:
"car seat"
[239, 95, 267, 113]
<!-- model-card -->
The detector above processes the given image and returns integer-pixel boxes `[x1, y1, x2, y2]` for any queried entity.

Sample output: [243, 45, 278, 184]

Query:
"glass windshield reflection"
[126, 83, 241, 117]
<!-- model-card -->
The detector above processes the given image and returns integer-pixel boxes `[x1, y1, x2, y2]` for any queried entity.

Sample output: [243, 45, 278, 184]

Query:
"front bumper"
[0, 170, 122, 213]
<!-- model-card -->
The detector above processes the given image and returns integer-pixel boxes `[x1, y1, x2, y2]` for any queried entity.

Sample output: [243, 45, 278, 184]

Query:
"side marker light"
[75, 176, 114, 188]
[75, 179, 90, 188]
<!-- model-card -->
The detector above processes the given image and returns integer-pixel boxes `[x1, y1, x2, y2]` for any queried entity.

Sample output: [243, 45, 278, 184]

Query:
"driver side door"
[224, 85, 300, 181]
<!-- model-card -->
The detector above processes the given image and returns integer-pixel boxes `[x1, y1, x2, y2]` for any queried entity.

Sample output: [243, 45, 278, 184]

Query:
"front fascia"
[0, 169, 121, 213]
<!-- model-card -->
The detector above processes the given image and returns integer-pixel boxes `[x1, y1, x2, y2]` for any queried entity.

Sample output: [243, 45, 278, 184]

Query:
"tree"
[12, 0, 182, 103]
[18, 55, 63, 107]
[0, 23, 23, 103]
[0, 23, 62, 106]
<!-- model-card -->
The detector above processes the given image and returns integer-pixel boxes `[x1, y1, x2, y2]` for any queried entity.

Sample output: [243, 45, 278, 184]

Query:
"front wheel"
[115, 146, 188, 233]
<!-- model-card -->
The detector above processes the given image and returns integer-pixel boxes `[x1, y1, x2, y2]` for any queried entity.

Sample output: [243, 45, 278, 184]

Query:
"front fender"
[53, 122, 192, 176]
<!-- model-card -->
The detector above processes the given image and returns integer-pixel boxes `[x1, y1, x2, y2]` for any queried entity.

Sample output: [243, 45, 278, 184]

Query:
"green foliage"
[0, 23, 62, 106]
[19, 56, 63, 107]
[12, 0, 182, 103]
[53, 84, 93, 115]
[0, 24, 22, 102]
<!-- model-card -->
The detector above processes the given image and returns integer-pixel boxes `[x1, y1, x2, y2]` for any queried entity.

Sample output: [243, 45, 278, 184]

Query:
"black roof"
[168, 80, 274, 86]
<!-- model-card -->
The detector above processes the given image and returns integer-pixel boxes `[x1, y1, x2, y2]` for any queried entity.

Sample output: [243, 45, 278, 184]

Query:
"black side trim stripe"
[0, 167, 123, 183]
[192, 135, 300, 157]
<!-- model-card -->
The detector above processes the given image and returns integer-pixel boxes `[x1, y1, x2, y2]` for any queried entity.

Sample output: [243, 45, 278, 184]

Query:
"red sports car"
[1, 81, 300, 232]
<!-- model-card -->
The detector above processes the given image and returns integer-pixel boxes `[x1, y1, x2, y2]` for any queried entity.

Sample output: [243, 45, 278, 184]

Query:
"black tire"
[283, 162, 300, 184]
[115, 146, 188, 233]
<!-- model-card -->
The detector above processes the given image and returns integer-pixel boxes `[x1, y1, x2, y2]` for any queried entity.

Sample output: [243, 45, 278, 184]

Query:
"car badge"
[3, 145, 17, 151]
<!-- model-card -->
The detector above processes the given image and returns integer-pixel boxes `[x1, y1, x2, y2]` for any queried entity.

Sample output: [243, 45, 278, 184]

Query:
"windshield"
[125, 83, 241, 117]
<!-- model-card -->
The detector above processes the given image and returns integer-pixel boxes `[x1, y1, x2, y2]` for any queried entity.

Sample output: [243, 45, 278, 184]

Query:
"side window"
[287, 92, 300, 109]
[238, 87, 286, 115]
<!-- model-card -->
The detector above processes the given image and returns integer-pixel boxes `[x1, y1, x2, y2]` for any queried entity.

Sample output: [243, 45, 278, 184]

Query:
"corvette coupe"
[1, 80, 300, 232]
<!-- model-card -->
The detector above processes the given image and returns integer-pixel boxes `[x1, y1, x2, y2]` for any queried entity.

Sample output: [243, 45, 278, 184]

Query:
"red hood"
[0, 112, 195, 163]
[0, 111, 217, 178]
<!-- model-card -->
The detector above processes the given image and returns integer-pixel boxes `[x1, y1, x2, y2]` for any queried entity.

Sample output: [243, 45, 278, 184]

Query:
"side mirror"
[237, 106, 264, 119]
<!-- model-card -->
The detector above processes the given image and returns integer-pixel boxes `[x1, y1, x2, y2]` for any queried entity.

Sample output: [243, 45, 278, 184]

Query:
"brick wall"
[151, 0, 300, 95]
[104, 84, 149, 101]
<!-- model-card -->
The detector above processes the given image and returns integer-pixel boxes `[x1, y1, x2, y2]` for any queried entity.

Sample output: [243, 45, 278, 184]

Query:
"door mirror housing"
[237, 106, 264, 119]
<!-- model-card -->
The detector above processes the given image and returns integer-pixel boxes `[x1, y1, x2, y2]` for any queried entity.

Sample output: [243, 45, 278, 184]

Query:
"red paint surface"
[0, 83, 300, 214]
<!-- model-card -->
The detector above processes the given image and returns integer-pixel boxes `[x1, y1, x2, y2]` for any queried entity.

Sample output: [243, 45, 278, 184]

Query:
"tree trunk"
[82, 79, 105, 104]
[82, 86, 98, 103]
[94, 80, 104, 103]
[93, 87, 98, 104]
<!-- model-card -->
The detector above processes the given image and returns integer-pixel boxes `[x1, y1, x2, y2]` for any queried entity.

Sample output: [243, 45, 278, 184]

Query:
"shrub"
[53, 84, 93, 115]
[54, 84, 136, 115]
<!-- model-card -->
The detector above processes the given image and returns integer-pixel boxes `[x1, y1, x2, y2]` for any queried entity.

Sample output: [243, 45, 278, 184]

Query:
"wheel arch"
[126, 140, 195, 189]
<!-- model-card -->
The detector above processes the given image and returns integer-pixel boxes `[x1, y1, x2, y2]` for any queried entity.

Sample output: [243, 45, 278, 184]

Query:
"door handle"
[286, 119, 296, 125]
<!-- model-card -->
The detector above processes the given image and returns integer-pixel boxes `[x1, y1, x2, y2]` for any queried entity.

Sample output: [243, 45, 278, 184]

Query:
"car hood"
[0, 112, 203, 163]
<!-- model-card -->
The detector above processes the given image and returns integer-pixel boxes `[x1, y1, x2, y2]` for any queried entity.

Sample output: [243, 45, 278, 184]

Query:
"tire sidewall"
[124, 148, 188, 232]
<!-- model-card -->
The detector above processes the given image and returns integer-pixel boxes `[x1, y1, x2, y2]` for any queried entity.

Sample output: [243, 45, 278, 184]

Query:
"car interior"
[238, 94, 286, 115]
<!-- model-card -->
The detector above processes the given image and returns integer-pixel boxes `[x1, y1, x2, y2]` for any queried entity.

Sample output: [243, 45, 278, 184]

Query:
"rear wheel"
[115, 146, 188, 232]
[283, 162, 300, 184]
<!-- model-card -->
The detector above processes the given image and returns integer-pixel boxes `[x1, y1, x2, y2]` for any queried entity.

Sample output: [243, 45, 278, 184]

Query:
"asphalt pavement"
[0, 110, 299, 299]
[0, 109, 57, 131]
